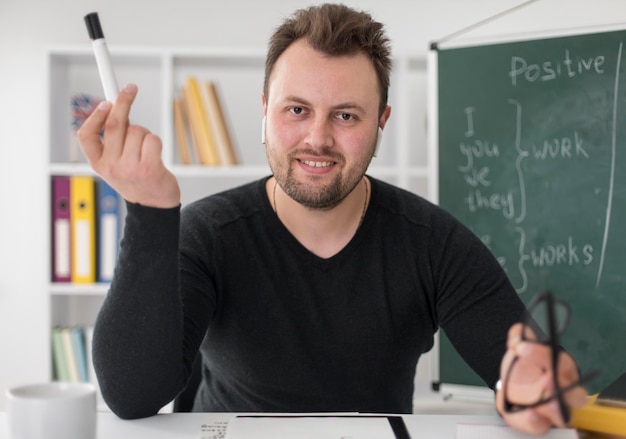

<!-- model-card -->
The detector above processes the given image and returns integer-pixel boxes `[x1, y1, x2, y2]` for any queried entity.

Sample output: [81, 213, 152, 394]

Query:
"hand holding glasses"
[501, 290, 600, 425]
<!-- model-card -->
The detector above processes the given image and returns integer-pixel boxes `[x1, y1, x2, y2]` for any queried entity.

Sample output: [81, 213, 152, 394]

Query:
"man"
[78, 3, 588, 435]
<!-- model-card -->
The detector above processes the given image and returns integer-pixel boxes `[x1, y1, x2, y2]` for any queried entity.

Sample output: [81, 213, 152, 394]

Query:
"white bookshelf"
[45, 45, 432, 397]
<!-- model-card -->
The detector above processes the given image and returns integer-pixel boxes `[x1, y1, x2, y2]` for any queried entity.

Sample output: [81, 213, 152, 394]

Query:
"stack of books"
[51, 326, 94, 383]
[174, 77, 239, 166]
[51, 175, 122, 284]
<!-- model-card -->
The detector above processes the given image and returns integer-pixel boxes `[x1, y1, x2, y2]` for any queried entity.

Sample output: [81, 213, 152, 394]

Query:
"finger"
[507, 323, 524, 349]
[563, 384, 588, 409]
[556, 353, 589, 409]
[121, 125, 152, 164]
[77, 100, 111, 165]
[102, 83, 139, 161]
[496, 377, 554, 435]
[140, 132, 164, 165]
[514, 340, 553, 370]
[503, 407, 553, 436]
[536, 398, 569, 428]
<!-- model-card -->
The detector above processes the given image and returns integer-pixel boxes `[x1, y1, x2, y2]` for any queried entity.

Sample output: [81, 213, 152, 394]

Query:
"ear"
[261, 116, 267, 144]
[374, 127, 383, 156]
[374, 105, 391, 156]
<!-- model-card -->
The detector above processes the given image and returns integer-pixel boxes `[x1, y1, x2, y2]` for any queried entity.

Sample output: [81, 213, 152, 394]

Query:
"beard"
[267, 142, 376, 211]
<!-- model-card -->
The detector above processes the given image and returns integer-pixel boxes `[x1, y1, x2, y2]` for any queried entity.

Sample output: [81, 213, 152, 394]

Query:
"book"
[173, 97, 193, 165]
[182, 77, 220, 166]
[51, 176, 71, 282]
[51, 327, 70, 381]
[70, 176, 96, 283]
[70, 327, 89, 382]
[597, 372, 626, 408]
[84, 326, 96, 386]
[200, 81, 238, 165]
[60, 327, 80, 382]
[96, 179, 121, 283]
[51, 326, 91, 383]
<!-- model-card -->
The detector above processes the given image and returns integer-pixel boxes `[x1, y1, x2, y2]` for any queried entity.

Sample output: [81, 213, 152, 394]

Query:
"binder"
[70, 176, 96, 283]
[51, 176, 71, 282]
[96, 179, 120, 283]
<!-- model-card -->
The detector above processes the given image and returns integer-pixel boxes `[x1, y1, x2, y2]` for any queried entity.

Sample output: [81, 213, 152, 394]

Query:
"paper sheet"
[224, 416, 398, 439]
[198, 419, 229, 439]
[457, 423, 579, 439]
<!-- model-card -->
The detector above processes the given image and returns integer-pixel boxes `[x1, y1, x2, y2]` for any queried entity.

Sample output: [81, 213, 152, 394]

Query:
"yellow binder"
[70, 176, 96, 283]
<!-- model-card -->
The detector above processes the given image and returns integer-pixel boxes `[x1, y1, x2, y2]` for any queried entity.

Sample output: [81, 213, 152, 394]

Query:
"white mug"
[6, 382, 97, 439]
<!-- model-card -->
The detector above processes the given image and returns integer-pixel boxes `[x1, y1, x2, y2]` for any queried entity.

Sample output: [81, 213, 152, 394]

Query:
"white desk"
[0, 411, 508, 438]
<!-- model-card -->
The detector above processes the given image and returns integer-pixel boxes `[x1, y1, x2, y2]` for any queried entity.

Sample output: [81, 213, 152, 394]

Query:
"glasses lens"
[522, 294, 569, 343]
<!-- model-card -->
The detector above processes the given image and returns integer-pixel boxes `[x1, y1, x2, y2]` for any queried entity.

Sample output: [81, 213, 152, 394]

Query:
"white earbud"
[374, 127, 383, 156]
[261, 116, 267, 144]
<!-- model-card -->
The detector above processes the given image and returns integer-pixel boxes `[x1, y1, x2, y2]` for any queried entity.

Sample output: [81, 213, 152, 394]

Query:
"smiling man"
[78, 3, 588, 435]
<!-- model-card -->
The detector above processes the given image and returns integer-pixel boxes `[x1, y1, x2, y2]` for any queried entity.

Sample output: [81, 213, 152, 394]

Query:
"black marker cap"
[84, 12, 104, 40]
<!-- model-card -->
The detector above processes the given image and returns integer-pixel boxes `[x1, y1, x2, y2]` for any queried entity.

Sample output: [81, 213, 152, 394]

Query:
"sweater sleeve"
[92, 201, 192, 419]
[431, 211, 526, 390]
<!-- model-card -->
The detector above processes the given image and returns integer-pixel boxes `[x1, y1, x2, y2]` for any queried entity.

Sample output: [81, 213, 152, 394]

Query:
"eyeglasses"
[502, 290, 600, 423]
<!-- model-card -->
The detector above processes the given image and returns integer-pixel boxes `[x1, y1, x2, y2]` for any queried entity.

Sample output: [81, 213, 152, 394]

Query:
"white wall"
[1, 0, 624, 411]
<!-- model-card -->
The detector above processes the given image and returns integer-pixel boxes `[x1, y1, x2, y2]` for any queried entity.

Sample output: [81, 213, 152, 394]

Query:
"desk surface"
[0, 412, 508, 439]
[0, 411, 612, 438]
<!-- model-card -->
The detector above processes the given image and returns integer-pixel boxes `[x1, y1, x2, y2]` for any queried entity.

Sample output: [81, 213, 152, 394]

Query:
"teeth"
[302, 160, 333, 167]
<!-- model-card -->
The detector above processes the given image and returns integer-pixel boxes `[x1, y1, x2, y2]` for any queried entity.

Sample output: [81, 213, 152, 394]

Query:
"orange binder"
[70, 176, 96, 283]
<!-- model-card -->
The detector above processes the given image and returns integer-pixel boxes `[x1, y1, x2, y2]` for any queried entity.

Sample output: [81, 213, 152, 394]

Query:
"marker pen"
[84, 12, 119, 102]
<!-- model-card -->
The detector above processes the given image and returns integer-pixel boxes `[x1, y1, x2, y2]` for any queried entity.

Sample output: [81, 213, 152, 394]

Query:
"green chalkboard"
[437, 28, 626, 394]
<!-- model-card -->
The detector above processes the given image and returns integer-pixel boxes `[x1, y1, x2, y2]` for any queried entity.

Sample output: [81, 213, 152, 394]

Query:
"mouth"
[299, 159, 335, 168]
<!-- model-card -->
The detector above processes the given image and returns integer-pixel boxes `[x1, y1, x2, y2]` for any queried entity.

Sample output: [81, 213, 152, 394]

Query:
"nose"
[304, 117, 334, 149]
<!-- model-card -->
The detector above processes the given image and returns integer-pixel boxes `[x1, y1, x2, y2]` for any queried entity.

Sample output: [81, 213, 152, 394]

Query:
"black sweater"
[92, 176, 524, 419]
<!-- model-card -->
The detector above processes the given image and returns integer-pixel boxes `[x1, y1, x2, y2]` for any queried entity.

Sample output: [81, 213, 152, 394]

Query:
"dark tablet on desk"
[596, 372, 626, 408]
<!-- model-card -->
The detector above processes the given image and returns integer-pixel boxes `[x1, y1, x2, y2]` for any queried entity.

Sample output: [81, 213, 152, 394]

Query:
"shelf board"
[50, 283, 109, 296]
[172, 163, 271, 177]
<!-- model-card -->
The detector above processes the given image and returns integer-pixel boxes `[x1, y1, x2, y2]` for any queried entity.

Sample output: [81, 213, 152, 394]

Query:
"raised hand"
[78, 83, 181, 208]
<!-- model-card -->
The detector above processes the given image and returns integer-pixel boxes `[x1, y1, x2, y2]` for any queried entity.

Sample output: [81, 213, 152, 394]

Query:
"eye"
[336, 113, 356, 122]
[289, 106, 305, 115]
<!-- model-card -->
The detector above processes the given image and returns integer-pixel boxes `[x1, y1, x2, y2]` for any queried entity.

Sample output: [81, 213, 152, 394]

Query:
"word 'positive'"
[509, 49, 605, 86]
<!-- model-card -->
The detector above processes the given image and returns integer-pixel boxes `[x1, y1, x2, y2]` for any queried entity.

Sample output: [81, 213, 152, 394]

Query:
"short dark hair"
[264, 3, 392, 117]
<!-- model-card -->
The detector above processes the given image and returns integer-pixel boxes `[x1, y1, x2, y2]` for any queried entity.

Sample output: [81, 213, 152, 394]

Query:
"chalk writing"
[456, 99, 600, 293]
[509, 50, 606, 86]
[458, 138, 500, 172]
[531, 131, 590, 160]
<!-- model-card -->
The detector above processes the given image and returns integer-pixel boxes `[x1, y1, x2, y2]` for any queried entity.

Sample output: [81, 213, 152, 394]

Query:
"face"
[263, 39, 390, 210]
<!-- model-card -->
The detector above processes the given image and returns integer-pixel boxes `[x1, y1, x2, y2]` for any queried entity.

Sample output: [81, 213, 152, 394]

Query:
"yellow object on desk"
[571, 394, 626, 437]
